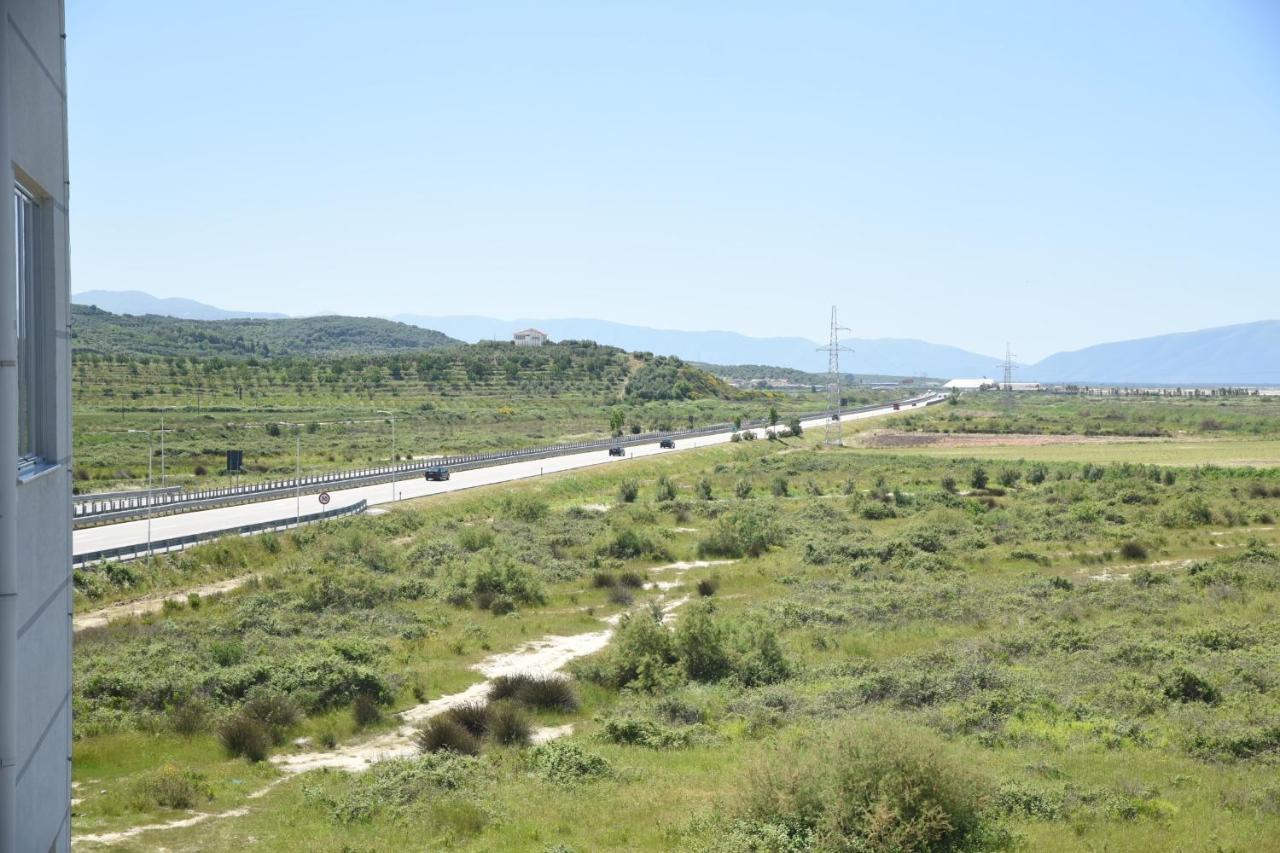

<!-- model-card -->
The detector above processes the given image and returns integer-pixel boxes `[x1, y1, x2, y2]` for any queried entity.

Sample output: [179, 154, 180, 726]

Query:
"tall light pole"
[127, 429, 155, 556]
[377, 410, 397, 502]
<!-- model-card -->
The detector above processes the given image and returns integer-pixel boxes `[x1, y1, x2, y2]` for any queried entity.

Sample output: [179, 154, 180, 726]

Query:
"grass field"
[860, 436, 1280, 467]
[70, 415, 1280, 851]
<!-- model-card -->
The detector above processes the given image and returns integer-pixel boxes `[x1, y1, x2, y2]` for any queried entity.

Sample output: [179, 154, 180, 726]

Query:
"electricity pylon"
[817, 306, 854, 446]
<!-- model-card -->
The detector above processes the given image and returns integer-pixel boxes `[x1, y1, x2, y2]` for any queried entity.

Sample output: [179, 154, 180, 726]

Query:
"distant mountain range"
[72, 291, 1280, 384]
[75, 289, 288, 320]
[394, 314, 1003, 379]
[1023, 320, 1280, 386]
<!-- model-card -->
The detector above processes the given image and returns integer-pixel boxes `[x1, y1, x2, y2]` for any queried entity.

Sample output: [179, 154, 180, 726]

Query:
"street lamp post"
[127, 429, 155, 556]
[377, 410, 396, 502]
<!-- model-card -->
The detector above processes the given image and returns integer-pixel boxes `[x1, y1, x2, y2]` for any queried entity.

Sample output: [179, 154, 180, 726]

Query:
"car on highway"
[423, 467, 451, 481]
[608, 446, 626, 457]
[658, 438, 675, 449]
[893, 403, 901, 411]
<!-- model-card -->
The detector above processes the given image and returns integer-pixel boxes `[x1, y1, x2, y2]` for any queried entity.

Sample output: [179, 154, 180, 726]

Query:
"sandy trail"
[73, 559, 732, 847]
[74, 575, 254, 633]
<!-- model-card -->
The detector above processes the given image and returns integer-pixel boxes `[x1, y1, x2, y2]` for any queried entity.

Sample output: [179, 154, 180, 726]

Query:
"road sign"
[318, 491, 331, 506]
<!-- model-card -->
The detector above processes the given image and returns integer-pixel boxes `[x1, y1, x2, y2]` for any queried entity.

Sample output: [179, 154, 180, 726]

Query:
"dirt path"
[74, 575, 254, 633]
[72, 558, 732, 847]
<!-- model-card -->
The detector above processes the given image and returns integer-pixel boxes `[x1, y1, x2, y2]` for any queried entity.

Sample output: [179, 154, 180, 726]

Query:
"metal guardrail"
[72, 499, 368, 568]
[73, 393, 943, 528]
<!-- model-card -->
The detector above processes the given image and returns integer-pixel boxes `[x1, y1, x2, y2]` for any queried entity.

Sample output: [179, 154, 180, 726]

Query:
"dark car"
[659, 438, 675, 449]
[608, 446, 626, 457]
[892, 403, 901, 411]
[423, 467, 450, 481]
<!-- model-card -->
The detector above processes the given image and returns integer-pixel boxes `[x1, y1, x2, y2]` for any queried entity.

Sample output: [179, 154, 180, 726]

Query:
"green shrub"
[697, 577, 720, 597]
[860, 502, 896, 521]
[601, 528, 667, 560]
[218, 714, 270, 762]
[738, 718, 1013, 852]
[488, 673, 580, 712]
[445, 702, 493, 737]
[167, 700, 208, 738]
[1120, 540, 1149, 560]
[591, 571, 618, 588]
[619, 480, 639, 504]
[603, 611, 680, 691]
[416, 717, 482, 756]
[608, 586, 635, 606]
[697, 478, 714, 501]
[458, 527, 496, 552]
[618, 570, 647, 588]
[675, 601, 732, 682]
[488, 701, 533, 746]
[771, 477, 790, 497]
[127, 763, 213, 811]
[527, 742, 612, 784]
[241, 691, 301, 745]
[970, 466, 989, 490]
[352, 693, 383, 728]
[1163, 668, 1220, 704]
[697, 508, 783, 558]
[735, 480, 753, 499]
[655, 476, 677, 502]
[502, 492, 549, 522]
[601, 717, 692, 749]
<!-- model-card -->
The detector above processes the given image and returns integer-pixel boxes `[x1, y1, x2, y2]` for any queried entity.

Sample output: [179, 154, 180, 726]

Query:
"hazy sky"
[67, 1, 1280, 360]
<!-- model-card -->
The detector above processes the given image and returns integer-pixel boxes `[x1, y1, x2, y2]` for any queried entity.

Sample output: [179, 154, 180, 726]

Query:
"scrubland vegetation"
[70, 412, 1280, 850]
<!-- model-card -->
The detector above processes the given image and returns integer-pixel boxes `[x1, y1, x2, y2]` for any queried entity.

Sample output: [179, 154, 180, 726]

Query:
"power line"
[816, 306, 854, 446]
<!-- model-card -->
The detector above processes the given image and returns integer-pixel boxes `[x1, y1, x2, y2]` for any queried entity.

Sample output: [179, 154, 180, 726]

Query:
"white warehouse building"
[1, 0, 74, 850]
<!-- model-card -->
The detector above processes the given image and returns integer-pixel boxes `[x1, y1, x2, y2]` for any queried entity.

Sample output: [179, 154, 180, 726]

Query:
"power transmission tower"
[1001, 343, 1016, 404]
[817, 306, 854, 446]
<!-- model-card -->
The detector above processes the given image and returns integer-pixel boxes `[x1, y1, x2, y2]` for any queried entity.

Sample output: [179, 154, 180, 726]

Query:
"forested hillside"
[71, 304, 459, 358]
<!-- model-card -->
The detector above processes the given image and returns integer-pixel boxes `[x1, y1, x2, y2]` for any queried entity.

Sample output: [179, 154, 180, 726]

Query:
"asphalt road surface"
[74, 395, 944, 558]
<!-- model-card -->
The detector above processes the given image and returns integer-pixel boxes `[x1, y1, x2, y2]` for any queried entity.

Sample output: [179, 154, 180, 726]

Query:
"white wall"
[0, 1, 72, 851]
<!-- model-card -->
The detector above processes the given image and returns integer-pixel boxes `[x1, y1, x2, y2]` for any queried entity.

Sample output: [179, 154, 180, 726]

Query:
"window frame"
[14, 182, 45, 473]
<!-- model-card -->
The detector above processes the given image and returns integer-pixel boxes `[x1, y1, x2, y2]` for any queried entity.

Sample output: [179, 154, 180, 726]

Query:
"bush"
[167, 700, 208, 738]
[860, 502, 896, 521]
[738, 718, 1013, 852]
[970, 466, 989, 490]
[1163, 668, 1219, 704]
[218, 714, 271, 762]
[489, 673, 580, 712]
[655, 476, 678, 502]
[675, 601, 732, 682]
[527, 742, 612, 784]
[771, 477, 790, 497]
[787, 418, 803, 437]
[601, 528, 666, 560]
[352, 693, 383, 728]
[502, 492, 549, 522]
[697, 577, 720, 597]
[608, 586, 635, 606]
[128, 763, 213, 810]
[997, 468, 1021, 488]
[735, 480, 753, 499]
[591, 571, 618, 588]
[602, 611, 680, 691]
[697, 508, 783, 559]
[601, 717, 691, 749]
[416, 716, 482, 756]
[619, 480, 639, 504]
[241, 692, 301, 745]
[618, 570, 647, 588]
[941, 476, 957, 494]
[1120, 540, 1149, 560]
[458, 527, 496, 552]
[488, 701, 532, 746]
[697, 478, 714, 501]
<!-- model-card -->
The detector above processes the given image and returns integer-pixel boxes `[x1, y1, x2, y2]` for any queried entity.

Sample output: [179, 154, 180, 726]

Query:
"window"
[14, 185, 40, 466]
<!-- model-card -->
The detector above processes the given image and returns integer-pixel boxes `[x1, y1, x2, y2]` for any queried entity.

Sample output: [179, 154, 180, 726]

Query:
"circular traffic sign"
[318, 491, 331, 506]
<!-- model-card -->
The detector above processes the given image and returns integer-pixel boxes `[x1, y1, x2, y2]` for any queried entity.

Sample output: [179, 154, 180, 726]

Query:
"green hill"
[71, 304, 459, 358]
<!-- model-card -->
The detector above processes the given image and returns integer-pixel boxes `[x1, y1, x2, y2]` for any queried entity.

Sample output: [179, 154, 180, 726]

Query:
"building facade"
[1, 1, 74, 851]
[513, 328, 548, 347]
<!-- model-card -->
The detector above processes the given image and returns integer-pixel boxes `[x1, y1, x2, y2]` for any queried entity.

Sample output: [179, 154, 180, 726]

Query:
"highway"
[74, 394, 945, 559]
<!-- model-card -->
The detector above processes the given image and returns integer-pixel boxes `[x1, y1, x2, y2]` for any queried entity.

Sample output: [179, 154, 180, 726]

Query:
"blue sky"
[66, 1, 1280, 360]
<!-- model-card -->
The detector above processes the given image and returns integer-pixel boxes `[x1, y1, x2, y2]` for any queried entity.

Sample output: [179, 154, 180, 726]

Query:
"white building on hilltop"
[1, 1, 74, 850]
[513, 328, 548, 347]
